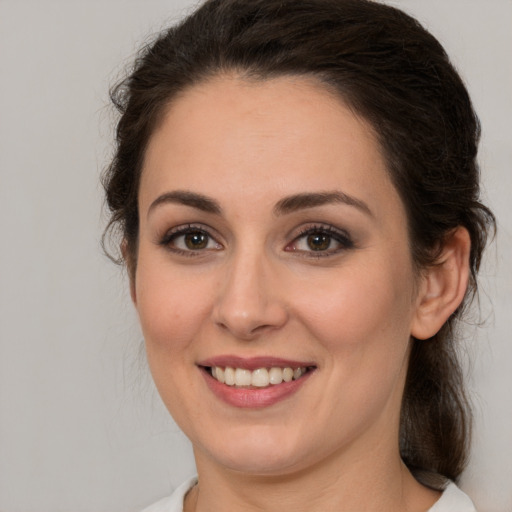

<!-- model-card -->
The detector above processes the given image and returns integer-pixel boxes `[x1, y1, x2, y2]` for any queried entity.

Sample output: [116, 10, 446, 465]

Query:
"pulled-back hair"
[102, 0, 495, 486]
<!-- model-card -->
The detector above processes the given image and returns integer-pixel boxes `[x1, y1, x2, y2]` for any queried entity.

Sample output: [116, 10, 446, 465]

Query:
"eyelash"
[159, 224, 222, 257]
[286, 224, 354, 257]
[159, 223, 354, 257]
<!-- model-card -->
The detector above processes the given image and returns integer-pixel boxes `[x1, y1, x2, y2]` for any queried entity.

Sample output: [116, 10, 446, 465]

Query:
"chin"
[196, 426, 309, 476]
[216, 450, 305, 476]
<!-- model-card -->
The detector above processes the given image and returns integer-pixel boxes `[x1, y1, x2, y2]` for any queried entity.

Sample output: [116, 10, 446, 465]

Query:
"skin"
[130, 75, 470, 512]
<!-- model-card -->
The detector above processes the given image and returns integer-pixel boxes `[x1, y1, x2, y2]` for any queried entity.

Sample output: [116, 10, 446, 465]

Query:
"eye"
[160, 225, 222, 254]
[302, 232, 333, 251]
[286, 225, 354, 255]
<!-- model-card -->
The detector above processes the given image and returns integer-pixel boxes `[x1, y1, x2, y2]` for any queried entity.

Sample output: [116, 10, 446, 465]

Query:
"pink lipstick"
[197, 356, 316, 408]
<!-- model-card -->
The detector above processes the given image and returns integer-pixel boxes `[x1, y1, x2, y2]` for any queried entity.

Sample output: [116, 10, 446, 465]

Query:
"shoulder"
[139, 477, 475, 512]
[140, 477, 198, 512]
[428, 482, 477, 512]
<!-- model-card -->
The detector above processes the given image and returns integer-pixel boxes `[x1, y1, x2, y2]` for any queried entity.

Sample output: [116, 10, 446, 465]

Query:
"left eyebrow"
[147, 190, 222, 218]
[273, 191, 374, 218]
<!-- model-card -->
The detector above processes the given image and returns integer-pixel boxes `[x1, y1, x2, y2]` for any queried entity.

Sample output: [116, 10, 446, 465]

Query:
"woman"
[102, 0, 495, 510]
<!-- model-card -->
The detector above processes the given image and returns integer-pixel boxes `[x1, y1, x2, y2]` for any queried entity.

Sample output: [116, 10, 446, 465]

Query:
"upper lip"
[197, 355, 316, 371]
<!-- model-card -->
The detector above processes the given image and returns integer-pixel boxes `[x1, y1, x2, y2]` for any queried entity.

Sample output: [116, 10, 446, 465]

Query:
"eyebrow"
[147, 189, 373, 218]
[273, 191, 373, 218]
[147, 190, 222, 217]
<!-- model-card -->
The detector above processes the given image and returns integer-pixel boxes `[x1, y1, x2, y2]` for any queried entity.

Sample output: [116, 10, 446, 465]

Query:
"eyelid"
[158, 223, 223, 254]
[157, 221, 354, 258]
[285, 223, 355, 255]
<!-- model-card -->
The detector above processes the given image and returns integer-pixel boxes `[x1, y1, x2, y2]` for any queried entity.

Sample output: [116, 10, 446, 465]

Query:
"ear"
[411, 227, 471, 340]
[121, 239, 137, 305]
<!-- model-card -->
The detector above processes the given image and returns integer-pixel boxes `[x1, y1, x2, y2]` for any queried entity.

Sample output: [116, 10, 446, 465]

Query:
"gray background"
[0, 1, 510, 511]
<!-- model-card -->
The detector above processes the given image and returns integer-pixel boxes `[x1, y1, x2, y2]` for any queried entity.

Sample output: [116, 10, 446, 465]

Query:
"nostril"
[250, 323, 275, 335]
[215, 317, 282, 340]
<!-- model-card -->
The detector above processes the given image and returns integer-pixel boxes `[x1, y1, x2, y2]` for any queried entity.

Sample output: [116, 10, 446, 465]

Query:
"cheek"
[134, 260, 217, 426]
[291, 257, 416, 362]
[134, 260, 214, 357]
[291, 261, 416, 432]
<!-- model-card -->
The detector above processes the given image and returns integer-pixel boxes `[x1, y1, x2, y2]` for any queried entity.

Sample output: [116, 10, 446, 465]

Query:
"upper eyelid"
[162, 223, 218, 237]
[158, 221, 353, 250]
[291, 223, 353, 242]
[296, 224, 349, 236]
[159, 223, 222, 246]
[287, 224, 355, 252]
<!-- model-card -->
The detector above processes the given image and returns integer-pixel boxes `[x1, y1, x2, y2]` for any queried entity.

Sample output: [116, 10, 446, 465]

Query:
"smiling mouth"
[204, 365, 315, 388]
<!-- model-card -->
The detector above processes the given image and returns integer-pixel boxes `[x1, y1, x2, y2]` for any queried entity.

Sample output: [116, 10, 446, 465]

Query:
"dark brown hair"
[102, 0, 495, 486]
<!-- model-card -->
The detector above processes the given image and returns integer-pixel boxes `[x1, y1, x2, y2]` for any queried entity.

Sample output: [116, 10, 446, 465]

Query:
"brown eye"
[184, 231, 209, 250]
[285, 225, 354, 256]
[161, 226, 222, 254]
[307, 233, 331, 251]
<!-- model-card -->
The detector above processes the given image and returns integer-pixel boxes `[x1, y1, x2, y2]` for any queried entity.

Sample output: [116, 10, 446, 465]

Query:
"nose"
[212, 251, 289, 340]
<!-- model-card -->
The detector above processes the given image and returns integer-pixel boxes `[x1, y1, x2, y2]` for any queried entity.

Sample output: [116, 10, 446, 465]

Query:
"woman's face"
[134, 75, 423, 475]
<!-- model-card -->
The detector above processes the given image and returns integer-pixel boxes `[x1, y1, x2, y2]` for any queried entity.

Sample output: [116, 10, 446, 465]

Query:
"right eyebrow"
[147, 190, 222, 218]
[273, 191, 374, 218]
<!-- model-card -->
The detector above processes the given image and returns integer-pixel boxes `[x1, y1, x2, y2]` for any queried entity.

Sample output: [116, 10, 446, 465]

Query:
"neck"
[186, 435, 439, 512]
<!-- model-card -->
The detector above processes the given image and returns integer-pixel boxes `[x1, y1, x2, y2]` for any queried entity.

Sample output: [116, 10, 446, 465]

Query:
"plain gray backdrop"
[0, 1, 511, 511]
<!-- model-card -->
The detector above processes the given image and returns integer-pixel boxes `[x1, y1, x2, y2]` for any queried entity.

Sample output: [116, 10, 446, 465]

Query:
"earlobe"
[411, 227, 471, 340]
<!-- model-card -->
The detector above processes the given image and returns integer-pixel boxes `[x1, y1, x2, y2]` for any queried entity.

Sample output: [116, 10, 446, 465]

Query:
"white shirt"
[141, 477, 477, 512]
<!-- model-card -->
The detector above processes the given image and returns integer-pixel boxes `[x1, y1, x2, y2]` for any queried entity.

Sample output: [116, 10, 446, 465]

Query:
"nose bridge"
[213, 244, 287, 339]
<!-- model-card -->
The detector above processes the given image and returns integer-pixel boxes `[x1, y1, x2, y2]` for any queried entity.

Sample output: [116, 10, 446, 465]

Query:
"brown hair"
[102, 0, 495, 486]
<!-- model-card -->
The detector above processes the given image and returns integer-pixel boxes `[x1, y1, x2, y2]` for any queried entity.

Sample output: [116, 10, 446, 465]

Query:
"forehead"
[139, 74, 400, 219]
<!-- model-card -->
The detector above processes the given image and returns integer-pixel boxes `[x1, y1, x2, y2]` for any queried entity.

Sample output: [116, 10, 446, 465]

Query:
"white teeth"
[251, 368, 270, 387]
[210, 365, 309, 387]
[234, 368, 252, 386]
[282, 367, 294, 382]
[268, 367, 283, 385]
[215, 366, 225, 384]
[224, 367, 236, 386]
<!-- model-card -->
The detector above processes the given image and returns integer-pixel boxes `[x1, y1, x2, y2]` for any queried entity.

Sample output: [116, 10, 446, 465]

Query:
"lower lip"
[200, 368, 314, 408]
